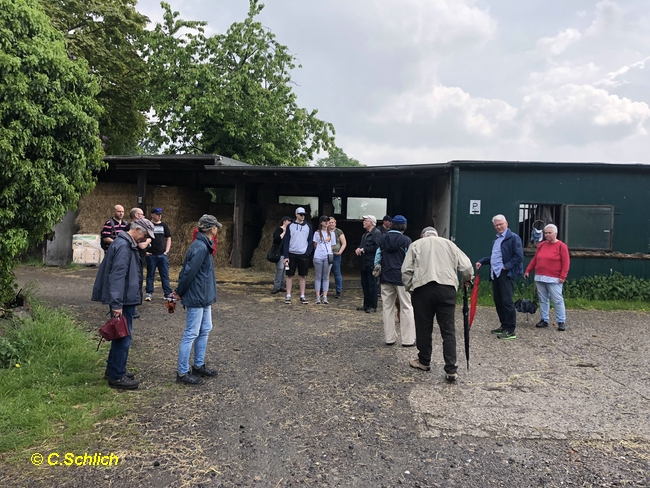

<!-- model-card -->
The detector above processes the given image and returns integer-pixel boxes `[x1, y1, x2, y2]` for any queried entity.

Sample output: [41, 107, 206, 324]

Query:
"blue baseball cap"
[151, 207, 163, 214]
[392, 215, 407, 225]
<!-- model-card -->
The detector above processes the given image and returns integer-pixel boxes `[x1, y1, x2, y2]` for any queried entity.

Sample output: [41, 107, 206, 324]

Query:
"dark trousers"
[146, 254, 172, 295]
[360, 267, 378, 310]
[411, 282, 457, 375]
[106, 305, 135, 379]
[492, 273, 516, 333]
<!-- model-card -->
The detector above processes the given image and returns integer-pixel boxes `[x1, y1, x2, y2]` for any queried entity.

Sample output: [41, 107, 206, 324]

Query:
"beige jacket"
[401, 236, 474, 292]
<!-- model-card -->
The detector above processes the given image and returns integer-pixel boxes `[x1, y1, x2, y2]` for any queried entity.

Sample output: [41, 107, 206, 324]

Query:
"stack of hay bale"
[76, 183, 234, 268]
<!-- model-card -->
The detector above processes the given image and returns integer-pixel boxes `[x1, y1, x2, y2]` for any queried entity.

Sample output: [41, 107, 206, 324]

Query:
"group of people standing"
[93, 206, 223, 389]
[272, 209, 571, 382]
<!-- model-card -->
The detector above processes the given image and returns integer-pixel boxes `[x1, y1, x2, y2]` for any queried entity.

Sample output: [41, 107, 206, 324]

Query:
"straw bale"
[250, 204, 311, 273]
[75, 183, 138, 234]
[167, 218, 234, 268]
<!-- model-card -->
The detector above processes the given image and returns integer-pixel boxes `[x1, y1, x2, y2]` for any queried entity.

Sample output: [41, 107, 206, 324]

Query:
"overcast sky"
[136, 0, 650, 166]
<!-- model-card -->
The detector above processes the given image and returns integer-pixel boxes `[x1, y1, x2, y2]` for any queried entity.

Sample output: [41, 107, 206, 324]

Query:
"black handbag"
[266, 245, 282, 263]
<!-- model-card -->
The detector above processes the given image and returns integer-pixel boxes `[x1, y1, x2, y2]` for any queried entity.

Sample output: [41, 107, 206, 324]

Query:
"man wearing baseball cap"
[145, 207, 172, 301]
[174, 214, 222, 385]
[282, 207, 314, 304]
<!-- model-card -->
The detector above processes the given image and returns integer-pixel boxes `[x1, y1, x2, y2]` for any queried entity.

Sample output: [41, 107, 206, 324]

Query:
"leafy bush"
[563, 272, 650, 301]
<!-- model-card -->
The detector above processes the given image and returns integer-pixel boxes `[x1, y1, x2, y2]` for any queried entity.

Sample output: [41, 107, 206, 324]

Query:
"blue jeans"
[332, 254, 342, 293]
[273, 255, 285, 291]
[106, 305, 135, 380]
[178, 306, 213, 375]
[536, 281, 566, 322]
[146, 254, 172, 295]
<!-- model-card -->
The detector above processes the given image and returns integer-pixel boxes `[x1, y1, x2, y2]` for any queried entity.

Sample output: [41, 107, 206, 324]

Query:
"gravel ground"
[3, 265, 650, 487]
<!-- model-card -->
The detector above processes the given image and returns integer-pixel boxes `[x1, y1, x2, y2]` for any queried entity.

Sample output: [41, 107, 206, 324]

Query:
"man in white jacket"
[402, 227, 473, 382]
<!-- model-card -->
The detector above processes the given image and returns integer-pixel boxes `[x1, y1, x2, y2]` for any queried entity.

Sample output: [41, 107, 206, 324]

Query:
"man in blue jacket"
[174, 214, 222, 385]
[92, 218, 155, 390]
[476, 214, 524, 340]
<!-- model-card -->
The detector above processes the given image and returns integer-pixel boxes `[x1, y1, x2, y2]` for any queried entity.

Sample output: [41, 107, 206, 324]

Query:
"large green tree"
[143, 1, 335, 166]
[0, 0, 104, 304]
[315, 147, 364, 167]
[39, 0, 149, 154]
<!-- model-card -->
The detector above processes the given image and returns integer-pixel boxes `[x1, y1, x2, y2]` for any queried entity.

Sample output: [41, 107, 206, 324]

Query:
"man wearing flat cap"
[174, 214, 222, 385]
[355, 215, 383, 313]
[92, 218, 156, 390]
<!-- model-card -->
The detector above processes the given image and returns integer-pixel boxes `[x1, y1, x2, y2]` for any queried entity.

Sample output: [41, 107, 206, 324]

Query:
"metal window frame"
[563, 204, 614, 251]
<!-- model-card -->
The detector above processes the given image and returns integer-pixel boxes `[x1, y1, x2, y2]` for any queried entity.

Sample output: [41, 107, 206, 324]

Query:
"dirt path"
[4, 266, 650, 487]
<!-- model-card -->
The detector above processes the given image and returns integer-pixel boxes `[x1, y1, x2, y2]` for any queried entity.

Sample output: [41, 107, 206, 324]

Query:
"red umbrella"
[469, 275, 480, 326]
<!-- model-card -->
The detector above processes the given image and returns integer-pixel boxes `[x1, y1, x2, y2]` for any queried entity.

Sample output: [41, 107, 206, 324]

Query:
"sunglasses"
[297, 213, 305, 216]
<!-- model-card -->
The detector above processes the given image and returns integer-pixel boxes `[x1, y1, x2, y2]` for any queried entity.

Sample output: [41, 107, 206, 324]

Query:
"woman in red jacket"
[524, 224, 570, 331]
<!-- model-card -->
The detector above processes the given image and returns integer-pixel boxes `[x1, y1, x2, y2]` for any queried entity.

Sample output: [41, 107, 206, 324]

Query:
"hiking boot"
[145, 293, 152, 301]
[445, 373, 458, 382]
[535, 319, 549, 328]
[366, 308, 376, 313]
[409, 358, 431, 371]
[315, 296, 321, 304]
[108, 376, 139, 390]
[490, 327, 504, 334]
[335, 292, 341, 299]
[271, 289, 279, 294]
[284, 295, 291, 304]
[557, 322, 566, 331]
[300, 296, 308, 305]
[192, 364, 218, 377]
[104, 370, 135, 380]
[497, 330, 517, 340]
[356, 306, 367, 311]
[176, 372, 204, 385]
[322, 297, 329, 304]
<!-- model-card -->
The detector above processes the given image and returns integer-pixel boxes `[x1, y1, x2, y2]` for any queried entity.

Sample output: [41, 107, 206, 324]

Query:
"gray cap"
[198, 214, 222, 230]
[421, 226, 438, 237]
[132, 218, 155, 239]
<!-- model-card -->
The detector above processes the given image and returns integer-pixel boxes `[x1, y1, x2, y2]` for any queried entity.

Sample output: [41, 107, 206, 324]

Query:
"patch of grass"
[0, 302, 129, 454]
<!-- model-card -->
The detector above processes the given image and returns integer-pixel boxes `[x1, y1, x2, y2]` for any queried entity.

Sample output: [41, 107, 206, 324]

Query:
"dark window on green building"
[519, 204, 562, 249]
[563, 205, 614, 251]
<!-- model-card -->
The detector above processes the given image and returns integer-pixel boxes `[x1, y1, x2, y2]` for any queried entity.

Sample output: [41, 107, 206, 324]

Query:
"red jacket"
[192, 228, 217, 256]
[525, 240, 570, 281]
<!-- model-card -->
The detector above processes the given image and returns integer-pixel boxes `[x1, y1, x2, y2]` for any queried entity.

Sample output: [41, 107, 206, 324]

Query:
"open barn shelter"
[47, 156, 650, 280]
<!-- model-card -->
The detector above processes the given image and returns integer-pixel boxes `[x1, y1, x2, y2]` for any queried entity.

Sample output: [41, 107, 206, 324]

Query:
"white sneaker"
[284, 295, 291, 304]
[322, 297, 329, 304]
[315, 297, 321, 304]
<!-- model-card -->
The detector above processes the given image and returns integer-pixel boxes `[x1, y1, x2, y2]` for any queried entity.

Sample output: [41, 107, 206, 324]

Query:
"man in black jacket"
[92, 218, 155, 390]
[355, 215, 383, 313]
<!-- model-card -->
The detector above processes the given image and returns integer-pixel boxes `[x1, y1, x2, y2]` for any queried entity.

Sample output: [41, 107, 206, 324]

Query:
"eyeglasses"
[297, 213, 305, 216]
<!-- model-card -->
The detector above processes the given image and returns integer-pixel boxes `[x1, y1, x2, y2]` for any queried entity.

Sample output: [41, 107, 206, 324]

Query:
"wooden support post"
[232, 180, 246, 267]
[137, 170, 148, 210]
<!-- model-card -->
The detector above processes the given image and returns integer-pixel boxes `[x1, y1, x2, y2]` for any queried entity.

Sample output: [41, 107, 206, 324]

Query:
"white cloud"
[586, 0, 624, 36]
[596, 56, 650, 88]
[535, 28, 582, 56]
[369, 0, 496, 51]
[522, 84, 650, 145]
[368, 84, 519, 144]
[528, 63, 601, 89]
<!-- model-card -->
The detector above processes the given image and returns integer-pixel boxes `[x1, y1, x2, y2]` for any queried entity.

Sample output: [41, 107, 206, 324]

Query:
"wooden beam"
[232, 180, 246, 267]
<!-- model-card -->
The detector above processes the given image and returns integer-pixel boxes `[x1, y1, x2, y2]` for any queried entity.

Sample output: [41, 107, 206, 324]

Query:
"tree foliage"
[315, 147, 364, 167]
[0, 0, 104, 304]
[143, 1, 335, 166]
[39, 0, 149, 154]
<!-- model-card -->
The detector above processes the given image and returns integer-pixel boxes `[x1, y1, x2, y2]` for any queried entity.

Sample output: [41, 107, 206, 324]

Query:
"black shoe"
[386, 342, 396, 346]
[133, 312, 141, 319]
[535, 319, 549, 328]
[176, 372, 204, 385]
[108, 376, 139, 390]
[490, 327, 504, 334]
[497, 330, 517, 340]
[192, 364, 218, 377]
[335, 292, 341, 299]
[356, 306, 367, 311]
[271, 289, 279, 295]
[402, 343, 416, 348]
[280, 287, 286, 292]
[366, 308, 376, 313]
[557, 322, 566, 331]
[446, 373, 458, 382]
[104, 371, 135, 380]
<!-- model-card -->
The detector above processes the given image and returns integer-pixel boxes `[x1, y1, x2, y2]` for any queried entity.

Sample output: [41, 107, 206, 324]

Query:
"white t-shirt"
[313, 230, 336, 260]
